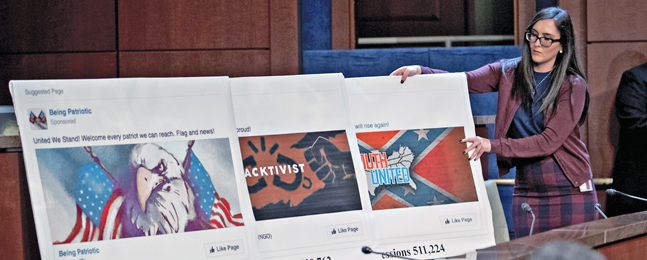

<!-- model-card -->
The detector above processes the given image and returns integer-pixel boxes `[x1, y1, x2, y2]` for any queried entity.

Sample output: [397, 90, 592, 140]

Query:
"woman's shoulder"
[487, 58, 521, 80]
[565, 73, 587, 88]
[498, 58, 520, 68]
[561, 73, 588, 96]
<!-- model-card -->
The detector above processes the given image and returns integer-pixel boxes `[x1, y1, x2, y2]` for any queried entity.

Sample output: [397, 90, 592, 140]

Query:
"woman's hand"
[460, 136, 491, 161]
[390, 65, 422, 83]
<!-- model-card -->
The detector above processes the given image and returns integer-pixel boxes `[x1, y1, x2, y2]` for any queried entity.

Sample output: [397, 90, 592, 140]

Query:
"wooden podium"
[475, 211, 647, 259]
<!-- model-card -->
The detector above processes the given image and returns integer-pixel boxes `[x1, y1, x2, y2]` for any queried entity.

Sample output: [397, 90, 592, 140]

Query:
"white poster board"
[10, 78, 255, 260]
[11, 73, 493, 260]
[230, 74, 377, 259]
[345, 74, 495, 259]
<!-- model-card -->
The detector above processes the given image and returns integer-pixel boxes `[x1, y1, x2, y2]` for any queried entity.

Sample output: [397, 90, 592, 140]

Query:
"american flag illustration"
[54, 142, 243, 244]
[183, 147, 243, 227]
[357, 127, 478, 210]
[29, 111, 36, 124]
[38, 110, 46, 124]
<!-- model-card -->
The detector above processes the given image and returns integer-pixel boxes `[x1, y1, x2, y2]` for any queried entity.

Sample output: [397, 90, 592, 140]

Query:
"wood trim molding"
[270, 0, 299, 75]
[331, 0, 355, 49]
[514, 0, 536, 45]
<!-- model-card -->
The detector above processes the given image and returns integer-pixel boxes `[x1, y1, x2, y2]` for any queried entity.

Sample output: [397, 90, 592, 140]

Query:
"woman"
[391, 7, 597, 238]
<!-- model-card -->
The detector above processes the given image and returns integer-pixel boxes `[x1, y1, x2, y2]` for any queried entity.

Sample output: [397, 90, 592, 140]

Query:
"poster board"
[345, 74, 495, 259]
[230, 74, 377, 259]
[10, 73, 493, 260]
[10, 77, 256, 259]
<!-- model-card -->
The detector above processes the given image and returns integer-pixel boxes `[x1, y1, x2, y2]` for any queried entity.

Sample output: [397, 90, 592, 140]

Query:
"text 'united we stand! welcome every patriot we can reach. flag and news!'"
[10, 73, 493, 260]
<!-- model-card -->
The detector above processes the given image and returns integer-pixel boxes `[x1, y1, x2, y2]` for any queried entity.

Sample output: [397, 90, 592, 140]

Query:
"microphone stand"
[528, 211, 535, 236]
[594, 203, 608, 219]
[522, 203, 535, 236]
[362, 246, 421, 260]
[607, 189, 647, 202]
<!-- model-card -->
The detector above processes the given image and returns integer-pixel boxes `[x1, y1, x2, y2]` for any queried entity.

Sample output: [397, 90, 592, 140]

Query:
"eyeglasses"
[525, 31, 560, 47]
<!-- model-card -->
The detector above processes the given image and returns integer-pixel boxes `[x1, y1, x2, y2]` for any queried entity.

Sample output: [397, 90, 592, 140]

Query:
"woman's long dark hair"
[505, 7, 588, 124]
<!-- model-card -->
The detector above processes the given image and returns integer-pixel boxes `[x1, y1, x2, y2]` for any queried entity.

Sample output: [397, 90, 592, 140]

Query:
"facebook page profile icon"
[28, 109, 48, 130]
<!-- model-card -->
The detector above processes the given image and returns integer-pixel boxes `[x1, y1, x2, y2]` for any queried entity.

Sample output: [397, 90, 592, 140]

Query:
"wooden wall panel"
[560, 0, 588, 144]
[560, 0, 587, 70]
[513, 0, 536, 45]
[118, 0, 269, 50]
[0, 153, 39, 260]
[598, 234, 647, 260]
[0, 0, 116, 53]
[119, 50, 270, 78]
[0, 2, 297, 259]
[586, 42, 647, 178]
[331, 0, 355, 49]
[587, 0, 647, 42]
[0, 53, 117, 105]
[269, 0, 299, 75]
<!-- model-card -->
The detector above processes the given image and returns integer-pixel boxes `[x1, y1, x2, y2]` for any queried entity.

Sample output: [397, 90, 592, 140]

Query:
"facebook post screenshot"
[11, 77, 255, 260]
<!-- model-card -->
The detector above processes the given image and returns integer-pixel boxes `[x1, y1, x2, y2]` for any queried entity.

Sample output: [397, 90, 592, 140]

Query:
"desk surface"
[475, 211, 647, 259]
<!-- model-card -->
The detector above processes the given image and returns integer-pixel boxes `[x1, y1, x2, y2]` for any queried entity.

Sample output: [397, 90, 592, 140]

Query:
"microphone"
[521, 203, 536, 236]
[594, 203, 607, 219]
[606, 189, 647, 202]
[361, 246, 419, 260]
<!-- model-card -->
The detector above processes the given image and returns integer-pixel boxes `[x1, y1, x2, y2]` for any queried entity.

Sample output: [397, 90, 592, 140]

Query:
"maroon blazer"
[422, 62, 592, 187]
